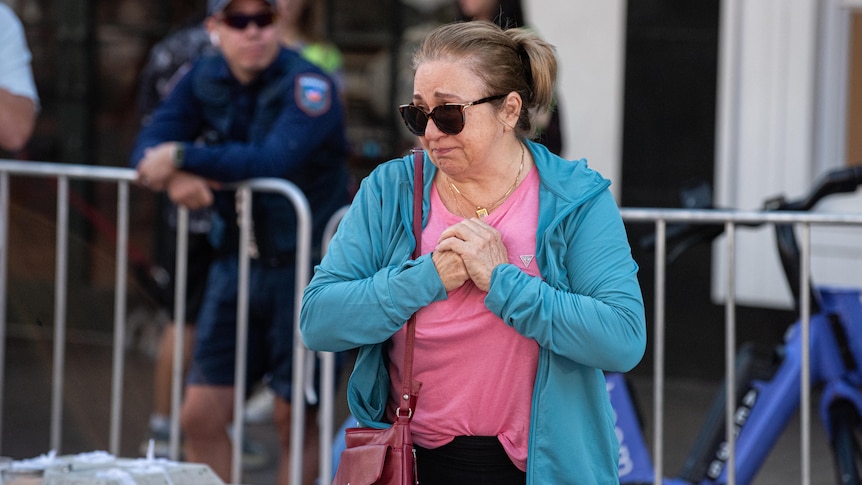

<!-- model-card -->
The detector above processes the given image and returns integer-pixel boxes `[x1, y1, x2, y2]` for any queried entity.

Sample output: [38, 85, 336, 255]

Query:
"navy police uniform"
[131, 46, 349, 400]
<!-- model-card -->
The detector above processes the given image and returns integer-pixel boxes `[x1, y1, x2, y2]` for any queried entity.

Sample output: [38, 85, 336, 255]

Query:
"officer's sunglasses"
[221, 12, 275, 30]
[398, 94, 507, 136]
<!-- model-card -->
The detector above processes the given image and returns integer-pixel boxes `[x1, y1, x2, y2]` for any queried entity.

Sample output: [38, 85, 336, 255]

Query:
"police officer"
[130, 0, 349, 482]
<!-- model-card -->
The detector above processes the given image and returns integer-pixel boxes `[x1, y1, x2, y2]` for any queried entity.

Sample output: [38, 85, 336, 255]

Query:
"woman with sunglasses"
[301, 20, 645, 485]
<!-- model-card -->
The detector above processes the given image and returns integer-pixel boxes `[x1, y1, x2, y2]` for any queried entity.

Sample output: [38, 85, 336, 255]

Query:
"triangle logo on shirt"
[520, 255, 534, 268]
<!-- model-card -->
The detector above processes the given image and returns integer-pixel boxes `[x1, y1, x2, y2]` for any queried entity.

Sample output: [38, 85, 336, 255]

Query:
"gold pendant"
[476, 208, 488, 218]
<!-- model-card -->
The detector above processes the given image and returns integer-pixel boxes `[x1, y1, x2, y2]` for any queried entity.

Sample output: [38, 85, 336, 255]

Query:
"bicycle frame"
[615, 166, 862, 485]
[707, 287, 861, 484]
[614, 286, 862, 485]
[609, 371, 657, 484]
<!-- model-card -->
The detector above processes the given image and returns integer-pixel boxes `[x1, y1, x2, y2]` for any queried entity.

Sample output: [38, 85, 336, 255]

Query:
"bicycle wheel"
[830, 399, 862, 485]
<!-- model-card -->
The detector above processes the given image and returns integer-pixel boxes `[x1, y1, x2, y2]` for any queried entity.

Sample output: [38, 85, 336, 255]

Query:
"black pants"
[414, 436, 526, 485]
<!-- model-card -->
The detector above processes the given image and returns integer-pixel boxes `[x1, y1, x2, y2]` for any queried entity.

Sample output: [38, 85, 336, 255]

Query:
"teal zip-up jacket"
[301, 140, 646, 484]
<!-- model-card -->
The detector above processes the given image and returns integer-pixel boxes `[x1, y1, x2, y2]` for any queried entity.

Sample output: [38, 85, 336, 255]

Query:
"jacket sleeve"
[485, 189, 646, 372]
[300, 167, 448, 352]
[128, 72, 203, 168]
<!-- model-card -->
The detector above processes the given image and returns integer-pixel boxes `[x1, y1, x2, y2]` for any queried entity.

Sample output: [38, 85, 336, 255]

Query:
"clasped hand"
[433, 217, 508, 292]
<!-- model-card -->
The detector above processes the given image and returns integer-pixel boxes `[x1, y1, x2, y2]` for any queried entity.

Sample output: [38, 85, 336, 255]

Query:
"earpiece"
[209, 31, 220, 46]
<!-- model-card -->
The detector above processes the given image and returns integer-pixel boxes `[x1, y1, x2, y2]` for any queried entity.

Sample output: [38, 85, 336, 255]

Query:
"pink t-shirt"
[388, 166, 541, 471]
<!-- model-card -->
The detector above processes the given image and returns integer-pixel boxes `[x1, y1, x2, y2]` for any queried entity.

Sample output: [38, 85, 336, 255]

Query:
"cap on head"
[207, 0, 276, 16]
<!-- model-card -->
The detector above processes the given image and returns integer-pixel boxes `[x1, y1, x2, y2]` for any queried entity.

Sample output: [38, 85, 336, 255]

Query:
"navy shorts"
[187, 255, 299, 400]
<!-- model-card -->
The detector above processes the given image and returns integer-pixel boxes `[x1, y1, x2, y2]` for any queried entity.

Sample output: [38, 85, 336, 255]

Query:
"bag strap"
[397, 148, 423, 420]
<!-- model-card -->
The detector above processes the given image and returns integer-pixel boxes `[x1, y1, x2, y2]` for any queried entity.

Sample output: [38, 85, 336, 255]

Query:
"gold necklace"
[447, 143, 525, 219]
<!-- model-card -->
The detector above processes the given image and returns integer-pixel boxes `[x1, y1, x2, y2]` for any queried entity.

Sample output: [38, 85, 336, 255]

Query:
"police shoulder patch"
[295, 73, 332, 116]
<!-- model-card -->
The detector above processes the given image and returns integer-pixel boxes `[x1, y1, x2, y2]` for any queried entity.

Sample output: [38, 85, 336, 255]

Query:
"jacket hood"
[527, 140, 611, 206]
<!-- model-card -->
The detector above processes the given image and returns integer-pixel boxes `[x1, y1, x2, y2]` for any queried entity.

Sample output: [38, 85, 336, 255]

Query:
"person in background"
[275, 0, 344, 94]
[456, 0, 564, 156]
[133, 18, 249, 464]
[456, 0, 524, 28]
[301, 21, 645, 484]
[0, 2, 39, 153]
[131, 0, 350, 482]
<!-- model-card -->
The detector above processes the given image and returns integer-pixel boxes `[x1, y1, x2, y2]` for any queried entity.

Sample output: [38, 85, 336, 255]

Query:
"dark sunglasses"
[221, 12, 275, 30]
[398, 94, 507, 136]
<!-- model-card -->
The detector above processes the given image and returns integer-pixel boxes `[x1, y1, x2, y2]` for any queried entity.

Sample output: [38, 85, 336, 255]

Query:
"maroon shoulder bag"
[331, 148, 424, 485]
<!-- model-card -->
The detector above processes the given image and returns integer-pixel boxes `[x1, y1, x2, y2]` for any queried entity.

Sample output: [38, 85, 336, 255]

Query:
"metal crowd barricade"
[164, 178, 316, 483]
[619, 207, 862, 485]
[0, 160, 320, 485]
[316, 205, 350, 485]
[135, 177, 317, 485]
[5, 156, 862, 485]
[0, 159, 137, 457]
[195, 178, 313, 485]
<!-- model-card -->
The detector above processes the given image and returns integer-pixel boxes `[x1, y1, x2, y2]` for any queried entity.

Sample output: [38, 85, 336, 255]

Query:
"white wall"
[526, 0, 627, 201]
[713, 0, 862, 308]
[526, 0, 862, 308]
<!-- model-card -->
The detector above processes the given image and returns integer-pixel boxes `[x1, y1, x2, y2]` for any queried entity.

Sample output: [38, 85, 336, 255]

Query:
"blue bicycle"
[611, 166, 862, 484]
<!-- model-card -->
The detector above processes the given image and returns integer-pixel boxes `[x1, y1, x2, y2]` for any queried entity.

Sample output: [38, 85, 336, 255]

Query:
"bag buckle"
[395, 407, 413, 419]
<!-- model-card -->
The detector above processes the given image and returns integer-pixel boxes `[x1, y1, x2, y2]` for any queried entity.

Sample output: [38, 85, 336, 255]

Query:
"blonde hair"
[412, 20, 557, 140]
